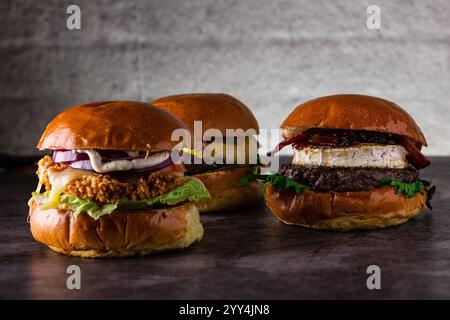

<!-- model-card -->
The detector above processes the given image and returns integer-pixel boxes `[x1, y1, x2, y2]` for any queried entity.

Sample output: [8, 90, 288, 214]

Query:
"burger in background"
[29, 101, 210, 257]
[241, 94, 435, 231]
[151, 93, 263, 213]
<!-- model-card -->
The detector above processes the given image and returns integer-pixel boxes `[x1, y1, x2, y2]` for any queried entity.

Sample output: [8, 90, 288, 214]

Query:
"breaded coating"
[65, 175, 134, 204]
[132, 173, 183, 200]
[65, 172, 184, 204]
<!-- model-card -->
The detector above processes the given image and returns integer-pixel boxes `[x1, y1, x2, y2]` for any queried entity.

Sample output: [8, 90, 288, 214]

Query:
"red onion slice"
[69, 160, 95, 171]
[55, 149, 174, 173]
[53, 150, 142, 164]
[52, 150, 89, 163]
[68, 154, 173, 173]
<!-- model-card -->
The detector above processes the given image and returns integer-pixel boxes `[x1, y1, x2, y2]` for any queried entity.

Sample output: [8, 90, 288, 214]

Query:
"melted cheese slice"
[39, 167, 97, 210]
[292, 144, 408, 168]
[182, 135, 258, 165]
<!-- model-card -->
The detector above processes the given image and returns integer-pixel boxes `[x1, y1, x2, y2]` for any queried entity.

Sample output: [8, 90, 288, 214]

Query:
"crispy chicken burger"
[151, 93, 262, 213]
[244, 94, 435, 231]
[29, 101, 210, 257]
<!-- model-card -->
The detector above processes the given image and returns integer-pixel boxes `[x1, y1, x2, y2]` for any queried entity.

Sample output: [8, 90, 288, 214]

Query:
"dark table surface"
[1, 157, 450, 299]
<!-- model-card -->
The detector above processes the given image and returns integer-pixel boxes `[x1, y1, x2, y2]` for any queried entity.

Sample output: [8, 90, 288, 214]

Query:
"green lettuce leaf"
[156, 177, 210, 204]
[381, 178, 424, 198]
[60, 195, 117, 220]
[117, 177, 210, 209]
[239, 173, 310, 193]
[238, 174, 259, 186]
[31, 190, 49, 198]
[53, 178, 210, 220]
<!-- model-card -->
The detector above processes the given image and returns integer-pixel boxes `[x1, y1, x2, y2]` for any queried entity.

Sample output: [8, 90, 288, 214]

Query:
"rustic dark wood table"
[1, 157, 449, 299]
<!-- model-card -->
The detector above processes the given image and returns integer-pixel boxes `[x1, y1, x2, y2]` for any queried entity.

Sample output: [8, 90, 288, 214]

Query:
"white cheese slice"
[292, 144, 408, 168]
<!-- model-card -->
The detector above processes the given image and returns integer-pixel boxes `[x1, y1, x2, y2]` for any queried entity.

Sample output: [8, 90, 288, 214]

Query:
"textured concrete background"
[1, 0, 449, 156]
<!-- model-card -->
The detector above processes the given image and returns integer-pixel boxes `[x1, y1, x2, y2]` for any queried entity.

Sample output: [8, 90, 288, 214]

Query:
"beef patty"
[280, 165, 419, 192]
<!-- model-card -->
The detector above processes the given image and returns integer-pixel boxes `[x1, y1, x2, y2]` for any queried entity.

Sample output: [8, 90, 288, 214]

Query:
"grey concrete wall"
[1, 0, 449, 156]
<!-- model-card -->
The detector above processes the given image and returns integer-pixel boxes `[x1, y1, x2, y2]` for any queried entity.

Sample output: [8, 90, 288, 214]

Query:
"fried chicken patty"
[65, 173, 183, 204]
[37, 156, 184, 204]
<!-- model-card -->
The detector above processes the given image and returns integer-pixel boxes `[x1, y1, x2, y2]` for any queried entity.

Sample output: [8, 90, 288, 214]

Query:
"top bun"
[151, 93, 259, 135]
[37, 101, 188, 152]
[281, 94, 427, 146]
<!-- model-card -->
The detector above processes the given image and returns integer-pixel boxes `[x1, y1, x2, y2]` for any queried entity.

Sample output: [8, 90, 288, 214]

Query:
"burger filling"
[240, 129, 434, 202]
[280, 164, 418, 192]
[183, 135, 259, 175]
[31, 151, 210, 220]
[284, 143, 417, 192]
[285, 142, 429, 197]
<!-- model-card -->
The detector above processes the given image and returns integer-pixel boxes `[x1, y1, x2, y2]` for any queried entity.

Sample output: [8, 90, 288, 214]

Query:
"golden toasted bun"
[282, 94, 427, 147]
[151, 93, 259, 135]
[37, 101, 188, 152]
[193, 167, 263, 213]
[29, 199, 203, 258]
[265, 185, 429, 231]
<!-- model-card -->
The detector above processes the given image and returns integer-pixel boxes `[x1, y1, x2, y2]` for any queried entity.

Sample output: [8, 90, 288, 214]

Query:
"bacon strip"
[267, 129, 318, 156]
[396, 136, 430, 169]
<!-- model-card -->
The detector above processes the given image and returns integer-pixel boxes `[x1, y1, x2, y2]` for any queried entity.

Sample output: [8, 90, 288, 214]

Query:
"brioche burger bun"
[29, 101, 210, 257]
[151, 93, 263, 213]
[265, 94, 434, 231]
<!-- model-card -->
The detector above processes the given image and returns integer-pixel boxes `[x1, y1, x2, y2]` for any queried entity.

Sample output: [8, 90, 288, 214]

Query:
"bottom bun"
[265, 185, 429, 231]
[193, 167, 263, 213]
[29, 199, 203, 258]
